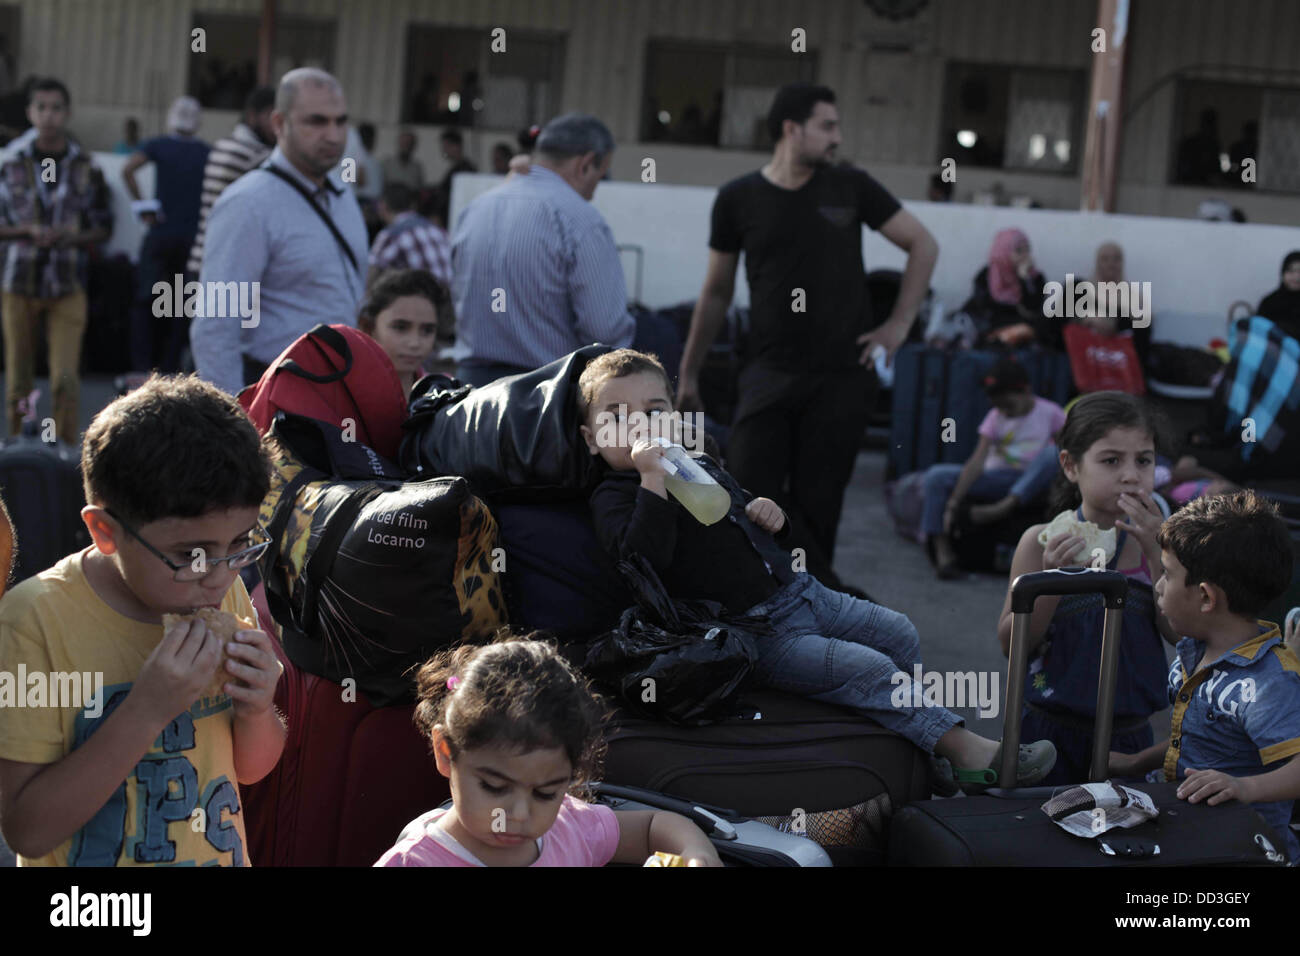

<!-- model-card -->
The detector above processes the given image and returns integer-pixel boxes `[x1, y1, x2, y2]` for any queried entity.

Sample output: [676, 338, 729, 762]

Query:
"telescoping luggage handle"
[1001, 569, 1128, 789]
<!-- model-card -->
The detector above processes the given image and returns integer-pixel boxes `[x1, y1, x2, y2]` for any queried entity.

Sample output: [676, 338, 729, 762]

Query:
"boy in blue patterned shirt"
[1110, 491, 1300, 862]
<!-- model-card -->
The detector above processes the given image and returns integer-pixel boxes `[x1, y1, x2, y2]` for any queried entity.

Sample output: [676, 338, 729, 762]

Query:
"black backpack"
[0, 438, 90, 584]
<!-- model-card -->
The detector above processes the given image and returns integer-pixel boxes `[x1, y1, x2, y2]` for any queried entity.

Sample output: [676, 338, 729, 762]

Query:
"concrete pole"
[1080, 0, 1129, 212]
[258, 0, 277, 88]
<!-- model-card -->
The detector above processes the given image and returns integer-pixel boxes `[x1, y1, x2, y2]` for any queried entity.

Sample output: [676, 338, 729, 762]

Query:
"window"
[188, 14, 336, 110]
[939, 62, 1085, 173]
[401, 25, 564, 128]
[641, 40, 818, 150]
[1171, 79, 1300, 194]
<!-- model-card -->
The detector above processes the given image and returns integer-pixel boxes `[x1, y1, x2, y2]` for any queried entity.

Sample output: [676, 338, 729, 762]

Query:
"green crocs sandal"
[953, 740, 1057, 795]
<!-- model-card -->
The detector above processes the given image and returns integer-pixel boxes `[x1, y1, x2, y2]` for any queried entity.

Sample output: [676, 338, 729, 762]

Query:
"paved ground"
[0, 375, 1173, 866]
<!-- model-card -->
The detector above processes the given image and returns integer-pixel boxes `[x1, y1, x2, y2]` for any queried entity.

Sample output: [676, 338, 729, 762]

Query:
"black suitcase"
[947, 496, 1047, 574]
[889, 569, 1289, 867]
[83, 251, 135, 375]
[0, 437, 90, 584]
[888, 344, 951, 479]
[660, 300, 748, 429]
[602, 689, 929, 865]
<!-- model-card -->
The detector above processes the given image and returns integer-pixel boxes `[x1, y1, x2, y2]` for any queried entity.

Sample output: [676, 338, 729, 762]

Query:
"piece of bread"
[161, 607, 256, 699]
[1037, 509, 1119, 566]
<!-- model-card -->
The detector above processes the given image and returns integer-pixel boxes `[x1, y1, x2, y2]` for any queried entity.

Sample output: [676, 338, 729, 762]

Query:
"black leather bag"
[399, 345, 615, 502]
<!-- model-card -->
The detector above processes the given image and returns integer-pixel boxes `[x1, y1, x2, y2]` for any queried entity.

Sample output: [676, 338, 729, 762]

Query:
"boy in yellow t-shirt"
[0, 375, 286, 866]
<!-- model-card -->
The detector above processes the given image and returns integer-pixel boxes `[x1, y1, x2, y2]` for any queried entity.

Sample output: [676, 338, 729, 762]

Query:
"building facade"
[8, 0, 1300, 223]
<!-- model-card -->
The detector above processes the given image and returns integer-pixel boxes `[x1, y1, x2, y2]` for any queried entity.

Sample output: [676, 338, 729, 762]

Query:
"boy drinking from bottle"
[579, 349, 1058, 791]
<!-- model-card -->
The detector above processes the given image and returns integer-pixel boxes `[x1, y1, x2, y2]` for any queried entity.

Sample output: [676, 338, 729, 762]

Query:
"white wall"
[451, 172, 1300, 348]
[94, 152, 153, 262]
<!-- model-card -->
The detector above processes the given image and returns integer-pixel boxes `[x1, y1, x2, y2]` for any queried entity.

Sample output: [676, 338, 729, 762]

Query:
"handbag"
[1062, 324, 1145, 394]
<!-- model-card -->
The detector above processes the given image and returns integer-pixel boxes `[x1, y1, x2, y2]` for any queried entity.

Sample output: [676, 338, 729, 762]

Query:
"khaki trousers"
[2, 289, 87, 443]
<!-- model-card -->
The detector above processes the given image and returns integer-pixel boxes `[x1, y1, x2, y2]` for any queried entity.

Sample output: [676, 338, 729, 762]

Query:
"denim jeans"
[920, 442, 1060, 537]
[743, 574, 962, 752]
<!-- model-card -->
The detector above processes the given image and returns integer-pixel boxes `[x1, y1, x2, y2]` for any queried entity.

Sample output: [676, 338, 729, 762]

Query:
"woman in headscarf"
[1256, 250, 1300, 343]
[962, 228, 1051, 347]
[1075, 241, 1151, 368]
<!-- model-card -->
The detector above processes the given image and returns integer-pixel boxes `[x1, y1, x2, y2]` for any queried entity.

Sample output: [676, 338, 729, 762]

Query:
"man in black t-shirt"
[678, 83, 938, 591]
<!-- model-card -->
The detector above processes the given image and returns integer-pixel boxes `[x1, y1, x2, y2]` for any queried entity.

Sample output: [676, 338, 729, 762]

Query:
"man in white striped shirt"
[186, 86, 275, 274]
[368, 181, 451, 290]
[450, 114, 635, 387]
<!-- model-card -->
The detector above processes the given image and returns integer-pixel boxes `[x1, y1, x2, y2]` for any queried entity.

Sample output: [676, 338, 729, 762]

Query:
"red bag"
[1062, 324, 1146, 395]
[237, 324, 409, 459]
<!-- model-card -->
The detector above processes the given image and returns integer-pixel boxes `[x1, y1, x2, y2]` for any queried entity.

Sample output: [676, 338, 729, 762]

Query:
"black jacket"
[589, 454, 796, 614]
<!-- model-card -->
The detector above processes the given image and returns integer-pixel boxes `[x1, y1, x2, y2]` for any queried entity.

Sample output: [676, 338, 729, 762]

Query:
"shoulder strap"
[260, 165, 359, 274]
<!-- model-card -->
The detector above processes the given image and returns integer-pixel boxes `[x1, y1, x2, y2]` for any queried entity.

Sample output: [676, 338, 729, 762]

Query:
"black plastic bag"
[583, 555, 767, 725]
[399, 345, 615, 502]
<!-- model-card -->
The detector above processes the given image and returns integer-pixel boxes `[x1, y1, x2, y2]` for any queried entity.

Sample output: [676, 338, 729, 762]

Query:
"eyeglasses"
[105, 509, 272, 582]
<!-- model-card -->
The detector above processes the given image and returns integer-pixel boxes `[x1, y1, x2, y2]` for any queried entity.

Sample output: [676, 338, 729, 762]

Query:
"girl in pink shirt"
[375, 635, 722, 867]
[922, 358, 1065, 578]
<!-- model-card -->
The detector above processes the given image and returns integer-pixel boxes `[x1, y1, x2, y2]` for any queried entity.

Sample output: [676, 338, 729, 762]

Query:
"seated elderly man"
[449, 113, 643, 387]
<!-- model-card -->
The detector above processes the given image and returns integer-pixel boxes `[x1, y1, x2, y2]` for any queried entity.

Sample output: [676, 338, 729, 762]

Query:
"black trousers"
[130, 231, 195, 373]
[725, 362, 878, 589]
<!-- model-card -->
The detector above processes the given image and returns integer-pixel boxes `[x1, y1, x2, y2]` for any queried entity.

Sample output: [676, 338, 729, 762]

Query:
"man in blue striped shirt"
[193, 68, 367, 394]
[450, 114, 634, 386]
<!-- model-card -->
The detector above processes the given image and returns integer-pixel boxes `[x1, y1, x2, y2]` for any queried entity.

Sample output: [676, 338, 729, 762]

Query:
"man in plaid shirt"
[367, 181, 451, 290]
[0, 78, 112, 443]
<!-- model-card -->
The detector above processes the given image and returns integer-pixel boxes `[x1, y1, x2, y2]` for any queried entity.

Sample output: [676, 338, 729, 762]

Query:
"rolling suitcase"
[603, 688, 930, 865]
[888, 344, 952, 478]
[588, 782, 832, 866]
[889, 570, 1289, 866]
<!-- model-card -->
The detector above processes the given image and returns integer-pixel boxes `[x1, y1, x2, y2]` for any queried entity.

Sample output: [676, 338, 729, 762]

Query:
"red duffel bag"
[237, 323, 409, 459]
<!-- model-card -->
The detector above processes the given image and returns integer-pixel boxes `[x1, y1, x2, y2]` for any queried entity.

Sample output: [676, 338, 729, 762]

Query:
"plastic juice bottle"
[653, 438, 732, 526]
